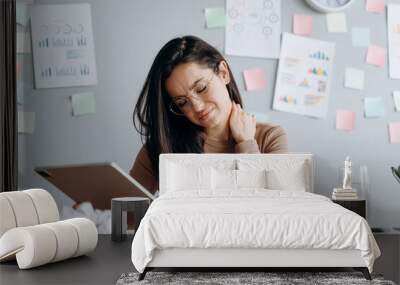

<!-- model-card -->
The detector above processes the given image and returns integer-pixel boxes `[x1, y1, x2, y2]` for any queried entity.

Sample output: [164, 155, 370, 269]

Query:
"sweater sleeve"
[235, 124, 288, 154]
[234, 139, 261, 153]
[260, 125, 288, 153]
[129, 145, 159, 194]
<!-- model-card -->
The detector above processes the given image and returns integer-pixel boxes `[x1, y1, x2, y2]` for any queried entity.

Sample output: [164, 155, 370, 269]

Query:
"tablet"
[35, 162, 155, 210]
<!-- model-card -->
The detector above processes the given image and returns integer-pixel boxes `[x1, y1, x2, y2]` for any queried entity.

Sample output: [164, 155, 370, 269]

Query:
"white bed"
[131, 153, 380, 280]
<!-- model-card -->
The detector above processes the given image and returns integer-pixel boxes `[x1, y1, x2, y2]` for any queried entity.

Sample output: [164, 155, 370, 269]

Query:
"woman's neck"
[205, 124, 231, 141]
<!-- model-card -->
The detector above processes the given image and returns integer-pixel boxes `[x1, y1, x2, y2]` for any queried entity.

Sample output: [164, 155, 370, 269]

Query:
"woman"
[130, 35, 288, 194]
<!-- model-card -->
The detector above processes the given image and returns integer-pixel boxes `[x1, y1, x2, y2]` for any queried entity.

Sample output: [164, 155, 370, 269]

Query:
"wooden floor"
[1, 234, 398, 284]
[0, 235, 134, 285]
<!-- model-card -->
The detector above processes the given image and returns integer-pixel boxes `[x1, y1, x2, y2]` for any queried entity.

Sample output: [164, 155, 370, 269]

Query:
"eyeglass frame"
[168, 71, 216, 116]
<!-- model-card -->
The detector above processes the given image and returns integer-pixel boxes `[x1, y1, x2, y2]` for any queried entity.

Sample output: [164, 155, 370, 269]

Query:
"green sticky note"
[16, 3, 30, 26]
[205, 7, 226, 28]
[71, 92, 96, 116]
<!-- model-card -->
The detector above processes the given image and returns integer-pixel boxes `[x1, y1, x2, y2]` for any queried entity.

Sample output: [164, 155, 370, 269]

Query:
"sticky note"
[16, 3, 30, 26]
[352, 27, 370, 47]
[336, 110, 356, 131]
[366, 0, 385, 14]
[364, 97, 384, 118]
[293, 15, 313, 36]
[71, 92, 96, 116]
[393, 91, 400, 112]
[243, 68, 267, 91]
[388, 122, 400, 143]
[17, 32, 31, 54]
[248, 111, 269, 123]
[366, 45, 386, 67]
[326, 13, 347, 33]
[18, 111, 35, 133]
[344, 68, 365, 90]
[204, 7, 226, 28]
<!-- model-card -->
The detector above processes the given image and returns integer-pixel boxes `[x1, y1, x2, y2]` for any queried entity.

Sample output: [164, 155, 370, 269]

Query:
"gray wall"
[18, 0, 399, 227]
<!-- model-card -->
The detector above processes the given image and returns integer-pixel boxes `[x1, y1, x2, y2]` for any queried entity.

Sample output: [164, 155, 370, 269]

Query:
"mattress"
[131, 189, 380, 273]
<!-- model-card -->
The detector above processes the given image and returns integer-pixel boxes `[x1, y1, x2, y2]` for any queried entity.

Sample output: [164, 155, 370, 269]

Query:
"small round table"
[111, 197, 150, 242]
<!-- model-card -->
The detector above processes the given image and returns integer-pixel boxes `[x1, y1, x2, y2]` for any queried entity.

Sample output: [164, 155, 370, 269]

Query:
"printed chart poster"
[31, 4, 97, 89]
[273, 33, 335, 118]
[388, 4, 400, 79]
[225, 0, 281, 59]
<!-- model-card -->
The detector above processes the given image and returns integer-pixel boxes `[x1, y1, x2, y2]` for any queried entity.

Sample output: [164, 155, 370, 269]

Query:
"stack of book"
[332, 188, 358, 200]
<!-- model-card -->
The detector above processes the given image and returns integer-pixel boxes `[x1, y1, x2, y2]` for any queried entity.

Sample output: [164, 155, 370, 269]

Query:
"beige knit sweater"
[129, 123, 288, 194]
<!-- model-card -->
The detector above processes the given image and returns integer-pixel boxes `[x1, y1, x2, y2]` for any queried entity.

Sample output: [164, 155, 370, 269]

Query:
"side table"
[111, 197, 150, 242]
[332, 199, 366, 218]
[372, 228, 400, 284]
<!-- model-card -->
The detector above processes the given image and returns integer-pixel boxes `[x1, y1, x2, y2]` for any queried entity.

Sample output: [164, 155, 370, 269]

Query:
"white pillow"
[236, 169, 268, 189]
[211, 168, 268, 190]
[167, 162, 212, 191]
[237, 159, 308, 191]
[212, 168, 237, 190]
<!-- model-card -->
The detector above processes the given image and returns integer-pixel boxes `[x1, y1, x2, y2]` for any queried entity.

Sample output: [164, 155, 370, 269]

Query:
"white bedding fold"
[131, 190, 380, 273]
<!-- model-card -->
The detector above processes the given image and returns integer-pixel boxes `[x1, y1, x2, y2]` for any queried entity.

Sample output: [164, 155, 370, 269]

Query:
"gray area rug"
[116, 271, 396, 285]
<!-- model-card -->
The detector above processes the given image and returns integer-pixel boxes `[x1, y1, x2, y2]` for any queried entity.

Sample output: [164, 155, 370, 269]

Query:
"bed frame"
[139, 248, 371, 280]
[137, 154, 372, 281]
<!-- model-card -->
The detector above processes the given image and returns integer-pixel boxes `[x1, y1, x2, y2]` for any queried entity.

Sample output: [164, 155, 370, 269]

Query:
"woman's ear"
[218, 61, 231, 85]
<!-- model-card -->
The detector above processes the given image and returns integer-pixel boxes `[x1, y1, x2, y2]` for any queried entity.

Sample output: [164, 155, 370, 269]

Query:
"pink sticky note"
[366, 45, 385, 67]
[243, 68, 267, 91]
[389, 122, 400, 144]
[366, 0, 385, 14]
[293, 15, 313, 36]
[336, 110, 356, 131]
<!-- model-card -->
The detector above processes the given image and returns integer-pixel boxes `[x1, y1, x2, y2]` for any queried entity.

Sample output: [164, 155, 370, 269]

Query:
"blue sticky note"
[16, 3, 30, 26]
[364, 97, 384, 118]
[71, 92, 96, 116]
[352, 27, 370, 47]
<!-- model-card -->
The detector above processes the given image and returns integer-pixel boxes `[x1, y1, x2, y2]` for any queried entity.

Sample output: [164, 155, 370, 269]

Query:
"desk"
[0, 235, 133, 285]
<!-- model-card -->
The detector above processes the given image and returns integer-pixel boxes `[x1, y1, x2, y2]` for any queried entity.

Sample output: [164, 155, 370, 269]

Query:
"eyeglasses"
[169, 72, 215, 116]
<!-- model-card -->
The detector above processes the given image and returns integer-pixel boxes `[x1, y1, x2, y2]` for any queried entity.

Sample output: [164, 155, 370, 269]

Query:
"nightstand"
[332, 199, 366, 218]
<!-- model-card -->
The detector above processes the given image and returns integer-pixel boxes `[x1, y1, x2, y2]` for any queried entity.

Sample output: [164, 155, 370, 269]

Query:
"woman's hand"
[229, 102, 256, 144]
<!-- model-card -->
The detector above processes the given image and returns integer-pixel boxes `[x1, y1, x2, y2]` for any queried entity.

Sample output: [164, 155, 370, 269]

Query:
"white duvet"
[131, 190, 380, 273]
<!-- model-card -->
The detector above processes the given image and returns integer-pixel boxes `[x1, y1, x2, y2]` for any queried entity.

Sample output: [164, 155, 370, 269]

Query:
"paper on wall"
[273, 33, 335, 118]
[388, 122, 400, 144]
[388, 4, 400, 79]
[293, 14, 312, 36]
[364, 97, 384, 118]
[366, 45, 386, 67]
[352, 27, 370, 47]
[71, 92, 96, 116]
[17, 32, 31, 54]
[344, 67, 365, 90]
[394, 91, 400, 112]
[30, 4, 97, 88]
[225, 0, 281, 59]
[204, 7, 226, 28]
[18, 111, 35, 134]
[243, 68, 267, 91]
[326, 13, 347, 33]
[336, 110, 355, 131]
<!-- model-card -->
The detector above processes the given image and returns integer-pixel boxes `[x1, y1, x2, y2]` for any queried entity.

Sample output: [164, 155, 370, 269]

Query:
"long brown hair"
[133, 35, 242, 179]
